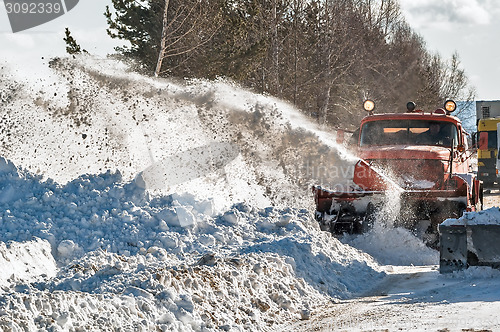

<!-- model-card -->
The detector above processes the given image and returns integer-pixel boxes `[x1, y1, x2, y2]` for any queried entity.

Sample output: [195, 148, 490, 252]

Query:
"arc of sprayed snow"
[134, 142, 240, 190]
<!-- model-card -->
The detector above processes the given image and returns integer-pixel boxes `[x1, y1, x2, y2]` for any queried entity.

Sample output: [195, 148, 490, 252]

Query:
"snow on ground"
[285, 200, 500, 331]
[285, 264, 500, 331]
[443, 206, 500, 226]
[342, 224, 439, 266]
[0, 238, 56, 286]
[1, 56, 499, 331]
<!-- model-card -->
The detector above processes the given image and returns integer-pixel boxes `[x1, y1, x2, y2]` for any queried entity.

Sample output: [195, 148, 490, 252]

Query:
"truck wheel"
[361, 203, 377, 233]
[449, 203, 466, 220]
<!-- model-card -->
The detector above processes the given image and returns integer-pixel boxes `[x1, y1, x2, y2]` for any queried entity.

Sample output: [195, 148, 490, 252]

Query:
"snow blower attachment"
[313, 159, 404, 233]
[313, 100, 483, 239]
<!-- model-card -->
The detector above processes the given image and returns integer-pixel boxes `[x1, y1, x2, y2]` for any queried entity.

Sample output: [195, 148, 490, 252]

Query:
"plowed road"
[282, 192, 500, 332]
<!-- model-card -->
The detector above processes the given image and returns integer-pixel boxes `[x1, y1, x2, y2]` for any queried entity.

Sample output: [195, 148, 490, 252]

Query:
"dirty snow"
[285, 264, 500, 331]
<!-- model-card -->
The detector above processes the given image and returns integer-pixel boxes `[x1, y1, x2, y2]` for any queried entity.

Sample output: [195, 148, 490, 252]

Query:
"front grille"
[369, 159, 445, 189]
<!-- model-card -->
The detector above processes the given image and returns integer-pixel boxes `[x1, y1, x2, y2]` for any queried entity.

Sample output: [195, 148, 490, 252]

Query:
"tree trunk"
[271, 0, 280, 95]
[320, 0, 332, 125]
[155, 0, 170, 77]
[292, 0, 301, 105]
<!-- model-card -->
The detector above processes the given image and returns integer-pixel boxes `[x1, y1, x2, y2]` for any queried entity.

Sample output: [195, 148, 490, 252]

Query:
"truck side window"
[488, 131, 498, 149]
[349, 127, 360, 146]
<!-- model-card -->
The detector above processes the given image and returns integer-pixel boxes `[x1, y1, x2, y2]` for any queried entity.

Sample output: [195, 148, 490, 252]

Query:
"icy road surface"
[284, 192, 500, 332]
[284, 265, 500, 331]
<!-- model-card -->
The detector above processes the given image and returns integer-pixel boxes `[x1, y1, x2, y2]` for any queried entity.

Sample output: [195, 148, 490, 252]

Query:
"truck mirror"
[472, 132, 477, 147]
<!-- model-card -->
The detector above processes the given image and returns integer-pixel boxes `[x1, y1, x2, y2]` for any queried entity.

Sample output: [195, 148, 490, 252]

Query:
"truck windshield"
[360, 120, 459, 147]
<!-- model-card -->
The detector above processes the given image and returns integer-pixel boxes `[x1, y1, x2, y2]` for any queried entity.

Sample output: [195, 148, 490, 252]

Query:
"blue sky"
[0, 0, 499, 101]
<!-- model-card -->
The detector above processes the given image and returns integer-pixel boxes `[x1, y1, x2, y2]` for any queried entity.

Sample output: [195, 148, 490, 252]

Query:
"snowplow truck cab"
[313, 100, 483, 235]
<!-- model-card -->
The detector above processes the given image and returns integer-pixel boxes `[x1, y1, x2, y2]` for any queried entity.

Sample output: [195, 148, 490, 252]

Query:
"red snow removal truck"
[313, 100, 483, 237]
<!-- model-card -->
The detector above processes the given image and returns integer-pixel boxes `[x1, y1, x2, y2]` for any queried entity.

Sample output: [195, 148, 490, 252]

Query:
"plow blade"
[468, 225, 500, 268]
[439, 223, 500, 273]
[439, 225, 467, 273]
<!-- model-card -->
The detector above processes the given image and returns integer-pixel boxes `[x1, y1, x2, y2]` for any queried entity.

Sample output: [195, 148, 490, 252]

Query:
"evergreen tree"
[104, 0, 162, 72]
[63, 28, 87, 55]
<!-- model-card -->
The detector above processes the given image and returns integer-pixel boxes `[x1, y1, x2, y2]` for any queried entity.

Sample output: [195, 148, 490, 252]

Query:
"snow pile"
[342, 224, 439, 266]
[442, 207, 500, 226]
[0, 238, 56, 286]
[451, 266, 500, 279]
[0, 156, 383, 330]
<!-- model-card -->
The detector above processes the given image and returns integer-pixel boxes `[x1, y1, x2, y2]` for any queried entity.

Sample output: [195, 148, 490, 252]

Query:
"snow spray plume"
[0, 56, 360, 210]
[370, 165, 403, 231]
[135, 142, 240, 190]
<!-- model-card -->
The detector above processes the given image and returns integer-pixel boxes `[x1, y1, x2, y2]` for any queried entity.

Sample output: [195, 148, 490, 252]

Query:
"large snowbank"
[0, 57, 388, 330]
[0, 156, 383, 330]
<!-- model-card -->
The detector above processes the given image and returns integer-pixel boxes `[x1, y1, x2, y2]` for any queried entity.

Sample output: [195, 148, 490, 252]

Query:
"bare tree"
[291, 0, 304, 105]
[154, 0, 170, 77]
[270, 0, 280, 95]
[439, 52, 476, 119]
[154, 0, 222, 77]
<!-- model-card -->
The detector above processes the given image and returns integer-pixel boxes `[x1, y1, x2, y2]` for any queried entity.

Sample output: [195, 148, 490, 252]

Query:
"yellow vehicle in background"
[476, 118, 500, 186]
[476, 101, 500, 187]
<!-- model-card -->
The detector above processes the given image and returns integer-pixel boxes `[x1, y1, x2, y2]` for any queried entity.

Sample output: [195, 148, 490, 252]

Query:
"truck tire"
[361, 203, 377, 233]
[430, 202, 466, 231]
